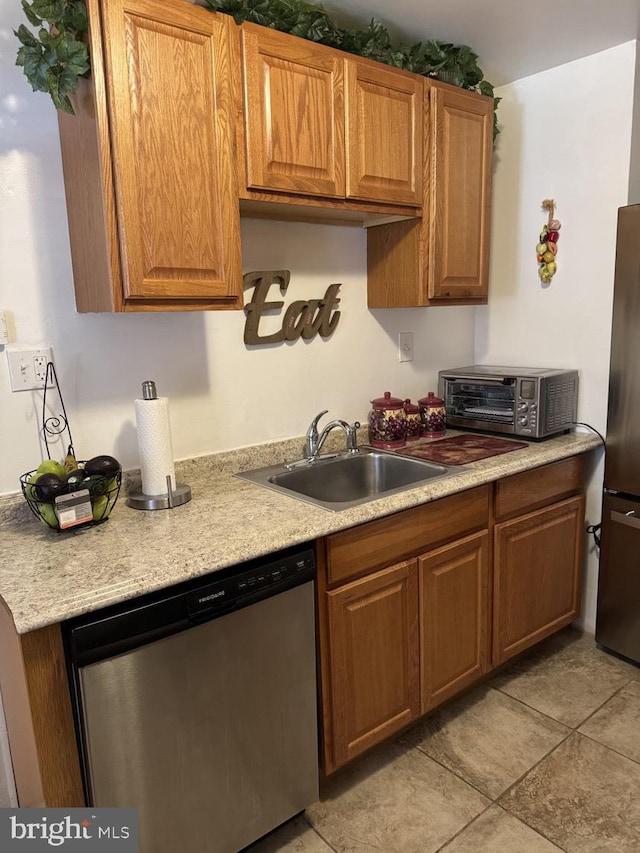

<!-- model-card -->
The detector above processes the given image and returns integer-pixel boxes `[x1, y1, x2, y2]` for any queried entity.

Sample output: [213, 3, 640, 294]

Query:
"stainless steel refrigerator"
[596, 204, 640, 663]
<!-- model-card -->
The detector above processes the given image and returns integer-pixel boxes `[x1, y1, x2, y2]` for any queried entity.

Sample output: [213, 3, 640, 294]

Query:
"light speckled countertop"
[0, 430, 601, 634]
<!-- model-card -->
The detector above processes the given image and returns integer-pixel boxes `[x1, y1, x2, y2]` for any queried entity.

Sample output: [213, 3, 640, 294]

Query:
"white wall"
[478, 41, 638, 631]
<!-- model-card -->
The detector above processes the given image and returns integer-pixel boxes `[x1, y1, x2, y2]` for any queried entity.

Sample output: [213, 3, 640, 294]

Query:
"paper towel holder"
[128, 475, 192, 511]
[127, 380, 192, 511]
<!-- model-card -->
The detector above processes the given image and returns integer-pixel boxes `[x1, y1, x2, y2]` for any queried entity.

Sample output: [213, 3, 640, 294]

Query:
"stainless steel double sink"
[236, 446, 465, 511]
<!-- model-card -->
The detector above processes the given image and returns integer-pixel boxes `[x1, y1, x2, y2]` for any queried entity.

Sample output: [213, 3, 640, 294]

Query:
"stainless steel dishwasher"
[64, 544, 318, 853]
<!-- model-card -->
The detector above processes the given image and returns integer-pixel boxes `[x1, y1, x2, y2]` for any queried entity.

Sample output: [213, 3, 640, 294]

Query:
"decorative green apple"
[92, 495, 109, 522]
[36, 459, 65, 479]
[38, 502, 58, 529]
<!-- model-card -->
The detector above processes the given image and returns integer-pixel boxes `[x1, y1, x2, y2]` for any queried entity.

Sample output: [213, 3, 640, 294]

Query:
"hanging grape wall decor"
[536, 199, 561, 284]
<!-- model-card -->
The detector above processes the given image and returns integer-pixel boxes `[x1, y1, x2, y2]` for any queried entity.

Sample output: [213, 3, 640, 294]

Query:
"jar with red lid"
[418, 391, 446, 438]
[368, 391, 408, 448]
[404, 399, 422, 442]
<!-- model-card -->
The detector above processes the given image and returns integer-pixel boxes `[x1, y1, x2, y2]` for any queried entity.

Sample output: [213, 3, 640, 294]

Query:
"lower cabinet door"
[326, 559, 419, 769]
[420, 531, 490, 713]
[493, 495, 585, 665]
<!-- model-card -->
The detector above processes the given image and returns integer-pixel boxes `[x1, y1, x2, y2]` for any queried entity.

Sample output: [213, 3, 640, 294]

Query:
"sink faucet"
[305, 410, 361, 460]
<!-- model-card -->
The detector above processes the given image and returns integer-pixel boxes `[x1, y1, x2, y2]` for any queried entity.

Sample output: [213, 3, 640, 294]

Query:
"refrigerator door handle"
[611, 509, 640, 529]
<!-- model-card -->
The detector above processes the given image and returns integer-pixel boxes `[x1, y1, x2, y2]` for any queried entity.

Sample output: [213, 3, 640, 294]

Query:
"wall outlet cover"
[6, 347, 53, 391]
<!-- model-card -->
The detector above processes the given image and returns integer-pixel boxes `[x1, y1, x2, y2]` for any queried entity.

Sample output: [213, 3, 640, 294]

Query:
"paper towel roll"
[135, 396, 176, 497]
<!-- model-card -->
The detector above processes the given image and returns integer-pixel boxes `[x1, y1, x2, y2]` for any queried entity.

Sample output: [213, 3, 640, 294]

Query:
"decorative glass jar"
[403, 399, 422, 442]
[368, 392, 408, 448]
[418, 391, 446, 438]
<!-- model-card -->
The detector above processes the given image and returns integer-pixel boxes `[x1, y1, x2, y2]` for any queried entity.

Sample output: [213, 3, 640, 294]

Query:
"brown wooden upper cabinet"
[241, 25, 344, 198]
[345, 60, 423, 205]
[58, 0, 242, 312]
[367, 80, 493, 307]
[240, 25, 422, 208]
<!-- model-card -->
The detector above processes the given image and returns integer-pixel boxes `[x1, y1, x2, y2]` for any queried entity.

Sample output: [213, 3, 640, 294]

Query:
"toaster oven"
[438, 366, 579, 439]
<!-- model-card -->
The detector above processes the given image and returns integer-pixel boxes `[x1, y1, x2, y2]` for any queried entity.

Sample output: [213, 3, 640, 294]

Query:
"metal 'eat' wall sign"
[243, 270, 341, 346]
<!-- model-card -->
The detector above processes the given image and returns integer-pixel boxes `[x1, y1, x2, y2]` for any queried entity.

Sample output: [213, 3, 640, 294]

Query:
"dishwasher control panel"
[187, 548, 315, 617]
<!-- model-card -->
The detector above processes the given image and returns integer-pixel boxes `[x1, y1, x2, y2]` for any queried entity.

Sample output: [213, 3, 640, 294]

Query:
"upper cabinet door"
[427, 82, 493, 300]
[241, 26, 345, 197]
[345, 60, 422, 206]
[100, 0, 242, 303]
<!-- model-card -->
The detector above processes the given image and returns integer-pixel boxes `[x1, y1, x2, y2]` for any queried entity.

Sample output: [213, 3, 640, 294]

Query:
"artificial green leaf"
[203, 0, 228, 10]
[38, 27, 54, 46]
[370, 19, 390, 48]
[57, 37, 89, 75]
[44, 66, 63, 110]
[15, 43, 45, 88]
[479, 80, 494, 98]
[14, 24, 39, 47]
[32, 0, 65, 22]
[58, 60, 82, 93]
[21, 1, 43, 27]
[62, 0, 88, 31]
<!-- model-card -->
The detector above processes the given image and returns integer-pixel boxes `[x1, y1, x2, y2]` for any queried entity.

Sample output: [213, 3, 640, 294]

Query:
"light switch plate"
[6, 347, 53, 391]
[398, 332, 414, 363]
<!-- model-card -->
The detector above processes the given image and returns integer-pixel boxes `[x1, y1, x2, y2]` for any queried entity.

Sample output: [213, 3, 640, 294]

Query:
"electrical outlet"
[398, 332, 414, 363]
[6, 347, 54, 391]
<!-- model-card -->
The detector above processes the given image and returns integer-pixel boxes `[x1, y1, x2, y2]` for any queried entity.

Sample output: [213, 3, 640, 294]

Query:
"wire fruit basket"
[20, 467, 121, 531]
[19, 362, 122, 531]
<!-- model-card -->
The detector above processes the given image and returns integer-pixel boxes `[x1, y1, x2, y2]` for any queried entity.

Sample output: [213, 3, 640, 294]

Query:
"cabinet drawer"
[494, 456, 585, 521]
[326, 485, 489, 586]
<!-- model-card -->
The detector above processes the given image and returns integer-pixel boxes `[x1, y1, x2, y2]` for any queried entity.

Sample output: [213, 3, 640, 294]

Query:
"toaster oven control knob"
[518, 403, 529, 413]
[519, 416, 528, 426]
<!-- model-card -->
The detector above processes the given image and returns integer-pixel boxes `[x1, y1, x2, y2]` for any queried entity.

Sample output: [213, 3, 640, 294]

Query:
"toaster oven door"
[443, 377, 516, 434]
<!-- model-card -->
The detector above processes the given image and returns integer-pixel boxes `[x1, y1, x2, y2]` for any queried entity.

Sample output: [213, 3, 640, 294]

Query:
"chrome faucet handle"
[305, 410, 329, 458]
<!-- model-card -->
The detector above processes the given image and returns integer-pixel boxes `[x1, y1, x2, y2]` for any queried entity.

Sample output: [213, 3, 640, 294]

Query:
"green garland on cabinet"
[15, 0, 90, 114]
[14, 0, 500, 136]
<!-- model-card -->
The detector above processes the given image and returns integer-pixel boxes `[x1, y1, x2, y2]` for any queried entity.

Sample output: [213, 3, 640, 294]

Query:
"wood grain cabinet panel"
[326, 559, 420, 770]
[241, 25, 344, 197]
[326, 485, 489, 586]
[345, 60, 422, 205]
[420, 531, 490, 713]
[427, 82, 493, 301]
[367, 81, 493, 307]
[58, 0, 242, 311]
[495, 456, 585, 521]
[493, 494, 585, 665]
[240, 26, 422, 209]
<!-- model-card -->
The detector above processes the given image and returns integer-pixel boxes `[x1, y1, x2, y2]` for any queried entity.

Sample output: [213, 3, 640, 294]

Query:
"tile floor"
[246, 627, 640, 852]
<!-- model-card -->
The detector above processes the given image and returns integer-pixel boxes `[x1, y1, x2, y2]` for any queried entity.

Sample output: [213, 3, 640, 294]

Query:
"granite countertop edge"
[0, 430, 602, 635]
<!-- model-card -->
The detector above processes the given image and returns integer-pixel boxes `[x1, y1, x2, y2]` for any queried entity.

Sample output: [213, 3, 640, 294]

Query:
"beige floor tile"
[492, 628, 636, 727]
[243, 815, 333, 853]
[440, 805, 564, 852]
[399, 686, 569, 799]
[579, 679, 640, 762]
[501, 732, 640, 852]
[307, 741, 489, 853]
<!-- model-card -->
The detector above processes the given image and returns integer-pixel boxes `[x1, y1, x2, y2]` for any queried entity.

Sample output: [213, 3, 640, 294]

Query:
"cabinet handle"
[611, 510, 640, 529]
